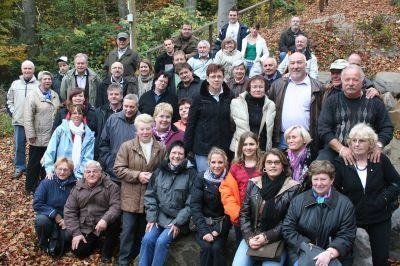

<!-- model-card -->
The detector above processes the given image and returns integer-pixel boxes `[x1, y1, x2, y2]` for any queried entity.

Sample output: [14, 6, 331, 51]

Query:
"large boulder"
[353, 228, 373, 266]
[374, 72, 400, 95]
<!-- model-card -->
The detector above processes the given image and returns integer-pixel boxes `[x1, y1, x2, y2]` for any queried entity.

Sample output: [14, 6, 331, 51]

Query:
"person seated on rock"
[190, 147, 231, 266]
[249, 57, 282, 93]
[278, 16, 306, 62]
[173, 98, 191, 132]
[347, 52, 376, 89]
[187, 40, 214, 81]
[63, 160, 121, 263]
[33, 157, 76, 258]
[214, 37, 244, 81]
[139, 141, 197, 266]
[226, 60, 249, 97]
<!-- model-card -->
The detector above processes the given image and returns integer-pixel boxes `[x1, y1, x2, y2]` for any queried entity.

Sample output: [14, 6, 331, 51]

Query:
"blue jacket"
[43, 119, 95, 178]
[33, 175, 77, 218]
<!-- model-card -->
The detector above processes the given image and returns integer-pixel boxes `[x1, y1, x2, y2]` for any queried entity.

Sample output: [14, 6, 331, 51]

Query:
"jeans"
[232, 239, 286, 266]
[119, 211, 147, 265]
[26, 145, 46, 193]
[13, 125, 26, 172]
[35, 214, 57, 250]
[279, 52, 287, 62]
[195, 154, 208, 173]
[139, 226, 174, 266]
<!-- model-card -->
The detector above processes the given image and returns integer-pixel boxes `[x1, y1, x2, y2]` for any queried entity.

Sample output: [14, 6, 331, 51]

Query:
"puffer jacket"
[230, 91, 276, 153]
[6, 75, 39, 126]
[64, 174, 121, 237]
[240, 176, 299, 243]
[43, 119, 95, 179]
[113, 136, 166, 213]
[282, 188, 356, 265]
[24, 87, 61, 147]
[144, 159, 197, 228]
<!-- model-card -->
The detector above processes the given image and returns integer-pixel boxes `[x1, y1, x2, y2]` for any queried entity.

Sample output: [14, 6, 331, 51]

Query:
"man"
[167, 50, 187, 93]
[98, 94, 140, 183]
[213, 6, 249, 54]
[347, 52, 375, 89]
[279, 16, 306, 61]
[97, 61, 138, 107]
[52, 56, 69, 96]
[175, 62, 202, 101]
[318, 65, 393, 163]
[64, 160, 120, 262]
[103, 32, 140, 77]
[278, 35, 318, 79]
[60, 53, 102, 107]
[187, 40, 214, 80]
[172, 23, 199, 60]
[95, 83, 123, 159]
[6, 60, 39, 179]
[269, 52, 324, 152]
[250, 56, 282, 91]
[154, 38, 175, 73]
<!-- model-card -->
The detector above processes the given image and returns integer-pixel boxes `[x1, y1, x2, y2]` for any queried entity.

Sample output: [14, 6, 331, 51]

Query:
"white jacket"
[241, 34, 269, 62]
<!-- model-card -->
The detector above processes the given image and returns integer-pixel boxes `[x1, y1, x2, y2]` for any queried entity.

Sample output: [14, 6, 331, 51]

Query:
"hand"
[146, 222, 157, 232]
[248, 234, 264, 249]
[55, 213, 63, 223]
[339, 146, 356, 166]
[59, 219, 66, 229]
[314, 250, 331, 266]
[167, 224, 180, 239]
[28, 137, 36, 144]
[138, 172, 152, 184]
[71, 235, 86, 250]
[211, 230, 219, 238]
[46, 172, 54, 179]
[365, 87, 380, 99]
[368, 145, 382, 163]
[202, 233, 214, 242]
[95, 219, 107, 234]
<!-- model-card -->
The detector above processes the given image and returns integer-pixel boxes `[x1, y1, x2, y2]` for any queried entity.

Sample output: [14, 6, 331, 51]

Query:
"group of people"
[5, 5, 400, 266]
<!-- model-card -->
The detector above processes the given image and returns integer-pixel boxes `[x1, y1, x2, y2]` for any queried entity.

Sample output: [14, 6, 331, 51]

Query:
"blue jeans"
[139, 226, 174, 266]
[232, 239, 286, 266]
[13, 125, 26, 172]
[279, 52, 287, 62]
[195, 154, 208, 173]
[119, 211, 147, 265]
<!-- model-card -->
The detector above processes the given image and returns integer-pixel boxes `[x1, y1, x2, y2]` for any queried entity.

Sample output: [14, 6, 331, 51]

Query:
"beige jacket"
[113, 137, 166, 213]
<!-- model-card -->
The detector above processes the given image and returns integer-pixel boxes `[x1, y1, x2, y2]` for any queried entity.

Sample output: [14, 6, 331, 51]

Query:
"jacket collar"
[199, 79, 231, 97]
[304, 187, 339, 209]
[249, 176, 299, 197]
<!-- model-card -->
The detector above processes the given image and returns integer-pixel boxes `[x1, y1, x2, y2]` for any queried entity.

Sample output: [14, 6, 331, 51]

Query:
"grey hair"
[74, 53, 88, 62]
[123, 93, 139, 103]
[341, 64, 365, 80]
[198, 40, 210, 48]
[84, 160, 102, 171]
[38, 71, 53, 81]
[21, 60, 35, 69]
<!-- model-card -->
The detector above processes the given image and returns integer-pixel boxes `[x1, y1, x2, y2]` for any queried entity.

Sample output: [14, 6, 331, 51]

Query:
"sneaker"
[13, 170, 24, 179]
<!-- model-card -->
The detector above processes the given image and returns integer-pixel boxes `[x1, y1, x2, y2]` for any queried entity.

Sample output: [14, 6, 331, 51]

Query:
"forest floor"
[0, 0, 399, 265]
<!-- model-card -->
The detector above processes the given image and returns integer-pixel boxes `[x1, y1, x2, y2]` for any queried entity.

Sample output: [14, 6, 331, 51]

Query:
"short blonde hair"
[134, 113, 154, 128]
[284, 125, 312, 145]
[347, 123, 378, 151]
[54, 157, 74, 171]
[153, 102, 173, 118]
[207, 147, 228, 166]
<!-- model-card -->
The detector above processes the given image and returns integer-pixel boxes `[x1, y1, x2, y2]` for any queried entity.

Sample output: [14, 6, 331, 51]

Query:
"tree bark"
[22, 0, 39, 58]
[184, 0, 196, 13]
[118, 0, 128, 19]
[217, 0, 237, 30]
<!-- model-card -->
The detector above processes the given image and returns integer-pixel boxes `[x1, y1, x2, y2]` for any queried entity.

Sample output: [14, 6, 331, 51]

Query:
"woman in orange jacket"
[219, 131, 261, 244]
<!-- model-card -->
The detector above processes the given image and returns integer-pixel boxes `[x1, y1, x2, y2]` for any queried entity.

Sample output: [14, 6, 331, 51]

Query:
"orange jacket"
[219, 172, 241, 225]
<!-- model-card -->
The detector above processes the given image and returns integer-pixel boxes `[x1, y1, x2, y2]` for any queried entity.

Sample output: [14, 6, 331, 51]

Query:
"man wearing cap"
[279, 16, 307, 62]
[172, 23, 199, 60]
[154, 38, 175, 74]
[103, 32, 140, 77]
[52, 56, 69, 97]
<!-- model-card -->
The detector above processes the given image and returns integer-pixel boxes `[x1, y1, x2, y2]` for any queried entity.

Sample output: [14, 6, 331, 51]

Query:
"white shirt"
[140, 138, 153, 164]
[118, 47, 128, 59]
[356, 167, 367, 189]
[281, 76, 311, 132]
[226, 22, 240, 42]
[209, 86, 224, 102]
[75, 70, 88, 89]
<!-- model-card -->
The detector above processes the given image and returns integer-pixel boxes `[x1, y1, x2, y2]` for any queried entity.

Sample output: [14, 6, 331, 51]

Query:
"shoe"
[13, 170, 24, 179]
[99, 257, 112, 265]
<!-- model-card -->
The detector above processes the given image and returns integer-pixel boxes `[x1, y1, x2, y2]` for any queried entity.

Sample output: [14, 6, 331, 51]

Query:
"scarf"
[260, 173, 286, 232]
[138, 74, 154, 96]
[288, 147, 308, 182]
[152, 124, 171, 144]
[42, 90, 52, 101]
[203, 168, 227, 185]
[69, 120, 85, 170]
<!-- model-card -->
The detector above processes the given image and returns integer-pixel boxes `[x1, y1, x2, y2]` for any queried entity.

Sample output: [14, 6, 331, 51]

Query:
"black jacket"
[240, 176, 299, 243]
[138, 88, 179, 122]
[184, 80, 234, 156]
[176, 75, 202, 101]
[282, 188, 356, 265]
[334, 154, 400, 225]
[279, 28, 306, 53]
[96, 76, 138, 107]
[155, 52, 174, 74]
[53, 104, 97, 136]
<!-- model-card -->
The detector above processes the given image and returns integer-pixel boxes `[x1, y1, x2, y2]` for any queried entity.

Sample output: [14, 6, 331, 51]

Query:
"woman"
[43, 104, 95, 179]
[33, 157, 76, 257]
[174, 98, 191, 132]
[284, 125, 314, 192]
[137, 59, 155, 98]
[190, 147, 231, 266]
[214, 38, 244, 81]
[230, 75, 276, 154]
[241, 22, 269, 74]
[185, 64, 234, 172]
[220, 132, 261, 243]
[152, 102, 184, 149]
[282, 160, 357, 266]
[232, 148, 299, 266]
[53, 87, 97, 135]
[226, 60, 249, 98]
[24, 71, 61, 195]
[114, 114, 166, 265]
[139, 141, 197, 266]
[334, 123, 400, 266]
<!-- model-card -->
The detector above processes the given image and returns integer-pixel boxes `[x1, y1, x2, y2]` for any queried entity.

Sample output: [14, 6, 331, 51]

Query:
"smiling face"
[330, 70, 342, 87]
[139, 62, 150, 76]
[155, 110, 172, 133]
[242, 137, 258, 159]
[72, 92, 85, 105]
[233, 65, 246, 81]
[228, 10, 239, 24]
[74, 56, 88, 75]
[55, 161, 72, 180]
[40, 74, 53, 90]
[164, 39, 174, 54]
[209, 153, 226, 176]
[249, 79, 266, 98]
[84, 165, 102, 187]
[286, 128, 306, 152]
[342, 68, 363, 99]
[264, 154, 283, 180]
[288, 52, 307, 82]
[123, 98, 138, 118]
[224, 41, 235, 52]
[70, 108, 84, 126]
[178, 67, 194, 85]
[198, 43, 210, 57]
[169, 146, 185, 166]
[21, 61, 34, 80]
[136, 121, 153, 143]
[262, 58, 277, 76]
[117, 37, 129, 49]
[312, 173, 333, 196]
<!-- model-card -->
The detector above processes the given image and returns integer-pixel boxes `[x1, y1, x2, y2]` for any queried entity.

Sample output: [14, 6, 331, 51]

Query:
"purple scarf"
[288, 147, 308, 182]
[152, 125, 171, 144]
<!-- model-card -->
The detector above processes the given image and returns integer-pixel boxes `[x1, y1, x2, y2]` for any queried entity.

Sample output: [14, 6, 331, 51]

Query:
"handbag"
[299, 242, 342, 266]
[246, 239, 284, 260]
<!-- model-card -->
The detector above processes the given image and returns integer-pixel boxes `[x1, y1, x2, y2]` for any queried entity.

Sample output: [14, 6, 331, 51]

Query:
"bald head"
[347, 53, 363, 67]
[111, 61, 124, 78]
[288, 52, 307, 82]
[262, 57, 278, 76]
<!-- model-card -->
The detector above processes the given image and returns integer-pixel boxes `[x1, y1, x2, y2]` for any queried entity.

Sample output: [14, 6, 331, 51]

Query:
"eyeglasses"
[265, 160, 281, 166]
[84, 169, 100, 175]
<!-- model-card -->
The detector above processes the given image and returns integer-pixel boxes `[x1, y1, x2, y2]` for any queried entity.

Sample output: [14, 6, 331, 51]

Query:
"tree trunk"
[184, 0, 196, 13]
[217, 0, 237, 30]
[22, 0, 39, 58]
[118, 0, 128, 19]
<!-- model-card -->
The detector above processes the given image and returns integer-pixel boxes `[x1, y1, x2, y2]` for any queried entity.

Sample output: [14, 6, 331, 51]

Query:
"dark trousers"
[360, 219, 391, 266]
[195, 231, 229, 266]
[72, 220, 120, 259]
[35, 214, 57, 250]
[26, 145, 46, 193]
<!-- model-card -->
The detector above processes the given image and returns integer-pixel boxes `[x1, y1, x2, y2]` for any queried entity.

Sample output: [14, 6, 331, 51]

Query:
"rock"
[374, 72, 400, 94]
[353, 228, 373, 266]
[318, 71, 331, 84]
[391, 208, 400, 260]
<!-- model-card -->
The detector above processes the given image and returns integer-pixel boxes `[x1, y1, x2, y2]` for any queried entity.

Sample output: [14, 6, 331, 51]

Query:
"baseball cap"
[330, 59, 349, 71]
[56, 56, 68, 63]
[117, 32, 129, 39]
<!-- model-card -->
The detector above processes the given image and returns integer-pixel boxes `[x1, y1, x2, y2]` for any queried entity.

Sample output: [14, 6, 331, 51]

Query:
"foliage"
[0, 113, 12, 137]
[357, 15, 395, 47]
